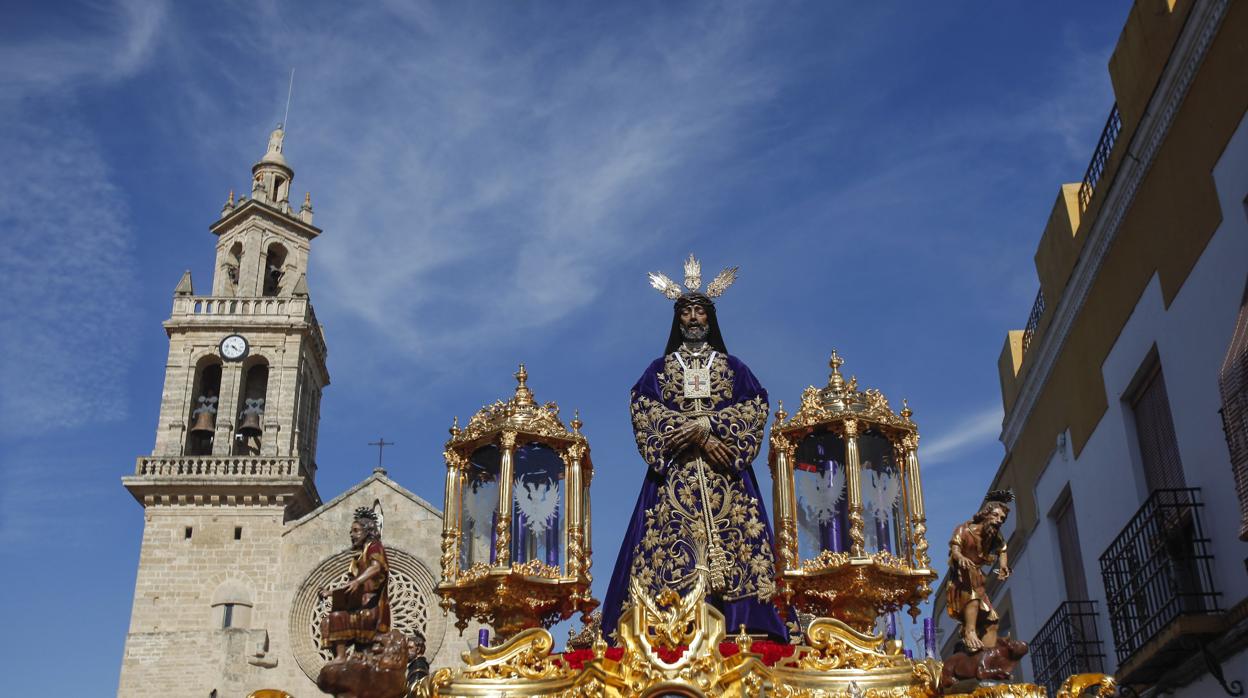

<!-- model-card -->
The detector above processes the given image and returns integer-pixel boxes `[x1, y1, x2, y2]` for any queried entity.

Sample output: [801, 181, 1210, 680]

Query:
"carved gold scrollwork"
[1055, 673, 1117, 698]
[913, 520, 931, 570]
[457, 627, 563, 680]
[443, 449, 467, 471]
[843, 418, 859, 439]
[793, 618, 900, 672]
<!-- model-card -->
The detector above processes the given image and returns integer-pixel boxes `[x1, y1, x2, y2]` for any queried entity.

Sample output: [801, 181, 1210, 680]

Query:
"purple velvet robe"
[601, 351, 788, 640]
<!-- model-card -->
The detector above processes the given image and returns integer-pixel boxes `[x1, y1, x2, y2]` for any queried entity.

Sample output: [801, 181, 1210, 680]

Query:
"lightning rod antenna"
[282, 68, 295, 130]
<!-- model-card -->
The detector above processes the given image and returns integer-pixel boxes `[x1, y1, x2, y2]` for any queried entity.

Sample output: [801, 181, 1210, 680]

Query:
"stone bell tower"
[119, 125, 330, 697]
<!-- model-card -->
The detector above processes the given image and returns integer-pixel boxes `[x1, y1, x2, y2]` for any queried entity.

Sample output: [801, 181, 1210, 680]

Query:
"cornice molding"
[210, 198, 322, 239]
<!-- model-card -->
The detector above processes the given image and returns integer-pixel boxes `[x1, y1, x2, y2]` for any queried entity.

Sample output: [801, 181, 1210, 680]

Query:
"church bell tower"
[119, 125, 330, 696]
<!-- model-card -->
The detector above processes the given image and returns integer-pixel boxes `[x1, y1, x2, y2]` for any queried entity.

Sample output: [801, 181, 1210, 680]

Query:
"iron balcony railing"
[1078, 104, 1122, 211]
[1021, 288, 1046, 356]
[1099, 488, 1221, 665]
[1030, 600, 1106, 696]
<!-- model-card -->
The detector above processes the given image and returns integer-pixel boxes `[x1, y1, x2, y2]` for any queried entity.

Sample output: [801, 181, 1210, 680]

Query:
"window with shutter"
[1129, 361, 1186, 493]
[1052, 493, 1089, 602]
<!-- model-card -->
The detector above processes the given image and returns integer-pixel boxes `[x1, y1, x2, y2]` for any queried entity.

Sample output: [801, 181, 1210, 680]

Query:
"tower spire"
[251, 124, 294, 210]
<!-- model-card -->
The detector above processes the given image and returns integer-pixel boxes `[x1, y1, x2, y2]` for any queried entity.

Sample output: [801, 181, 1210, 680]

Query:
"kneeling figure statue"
[940, 490, 1028, 693]
[317, 505, 427, 698]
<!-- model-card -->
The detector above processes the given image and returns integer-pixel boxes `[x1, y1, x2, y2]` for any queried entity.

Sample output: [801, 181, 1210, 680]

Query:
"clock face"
[220, 334, 249, 361]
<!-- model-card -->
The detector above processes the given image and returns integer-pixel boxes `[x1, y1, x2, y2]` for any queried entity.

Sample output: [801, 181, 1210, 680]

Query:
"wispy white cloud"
[0, 1, 166, 435]
[0, 114, 141, 436]
[0, 0, 166, 92]
[920, 406, 1004, 465]
[171, 3, 786, 366]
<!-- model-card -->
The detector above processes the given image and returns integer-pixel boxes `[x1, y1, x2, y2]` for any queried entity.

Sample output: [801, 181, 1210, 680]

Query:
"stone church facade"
[118, 128, 477, 697]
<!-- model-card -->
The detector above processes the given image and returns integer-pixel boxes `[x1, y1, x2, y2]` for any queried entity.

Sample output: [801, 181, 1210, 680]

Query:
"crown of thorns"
[982, 489, 1015, 507]
[353, 507, 380, 523]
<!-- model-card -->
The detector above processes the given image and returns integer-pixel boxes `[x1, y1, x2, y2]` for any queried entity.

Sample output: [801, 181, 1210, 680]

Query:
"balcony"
[1021, 288, 1047, 357]
[1078, 103, 1122, 212]
[1030, 600, 1106, 696]
[1099, 488, 1223, 684]
[123, 455, 321, 516]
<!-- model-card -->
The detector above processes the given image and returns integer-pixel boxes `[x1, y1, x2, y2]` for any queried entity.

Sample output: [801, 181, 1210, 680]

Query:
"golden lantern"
[436, 364, 597, 640]
[768, 350, 936, 632]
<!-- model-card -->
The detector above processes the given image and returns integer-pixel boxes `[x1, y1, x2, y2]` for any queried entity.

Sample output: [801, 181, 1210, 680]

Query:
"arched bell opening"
[460, 444, 502, 569]
[221, 241, 242, 296]
[272, 174, 290, 205]
[262, 243, 288, 297]
[793, 428, 849, 559]
[234, 358, 269, 456]
[511, 442, 564, 570]
[186, 358, 222, 456]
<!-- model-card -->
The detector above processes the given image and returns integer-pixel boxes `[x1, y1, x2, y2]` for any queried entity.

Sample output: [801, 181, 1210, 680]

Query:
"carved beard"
[681, 323, 708, 342]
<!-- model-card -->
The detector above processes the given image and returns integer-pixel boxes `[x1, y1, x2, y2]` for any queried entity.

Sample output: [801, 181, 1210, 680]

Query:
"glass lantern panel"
[793, 429, 848, 559]
[512, 442, 564, 570]
[859, 429, 906, 558]
[460, 444, 501, 569]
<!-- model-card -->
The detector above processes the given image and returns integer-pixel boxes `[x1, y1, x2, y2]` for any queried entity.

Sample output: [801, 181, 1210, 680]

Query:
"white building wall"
[998, 111, 1248, 689]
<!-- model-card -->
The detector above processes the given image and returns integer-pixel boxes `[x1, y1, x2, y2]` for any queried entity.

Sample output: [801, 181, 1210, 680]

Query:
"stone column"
[215, 363, 241, 456]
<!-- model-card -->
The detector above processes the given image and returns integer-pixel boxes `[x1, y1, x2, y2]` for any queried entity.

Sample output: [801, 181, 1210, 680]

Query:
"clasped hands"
[667, 420, 733, 468]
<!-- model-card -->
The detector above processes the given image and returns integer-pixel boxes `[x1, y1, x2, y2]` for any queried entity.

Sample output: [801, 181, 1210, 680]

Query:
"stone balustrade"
[172, 295, 309, 320]
[135, 455, 307, 478]
[167, 294, 328, 360]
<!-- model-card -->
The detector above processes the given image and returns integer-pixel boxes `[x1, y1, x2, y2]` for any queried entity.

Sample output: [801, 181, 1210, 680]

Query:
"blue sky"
[0, 1, 1129, 692]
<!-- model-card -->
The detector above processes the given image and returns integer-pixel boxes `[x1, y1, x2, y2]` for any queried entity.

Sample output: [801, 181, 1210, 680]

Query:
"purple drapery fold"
[489, 510, 498, 565]
[601, 354, 788, 641]
[546, 520, 560, 567]
[821, 459, 844, 553]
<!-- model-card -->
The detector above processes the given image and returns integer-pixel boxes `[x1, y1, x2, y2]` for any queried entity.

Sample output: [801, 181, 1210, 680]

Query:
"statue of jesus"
[601, 256, 787, 640]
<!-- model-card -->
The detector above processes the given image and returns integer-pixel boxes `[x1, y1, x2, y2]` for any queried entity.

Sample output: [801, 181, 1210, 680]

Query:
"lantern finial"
[827, 350, 846, 391]
[775, 400, 787, 424]
[513, 363, 534, 406]
[450, 415, 461, 437]
[736, 624, 753, 653]
[571, 409, 583, 434]
[901, 399, 912, 421]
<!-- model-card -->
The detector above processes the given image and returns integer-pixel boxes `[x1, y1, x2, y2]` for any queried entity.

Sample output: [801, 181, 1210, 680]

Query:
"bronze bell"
[190, 409, 217, 435]
[238, 411, 263, 437]
[238, 398, 264, 437]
